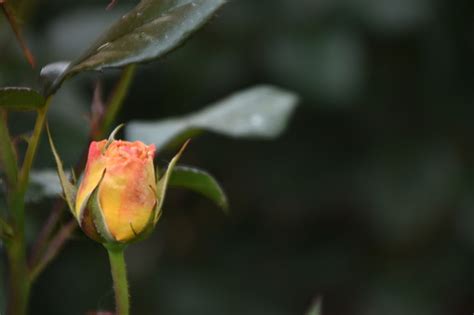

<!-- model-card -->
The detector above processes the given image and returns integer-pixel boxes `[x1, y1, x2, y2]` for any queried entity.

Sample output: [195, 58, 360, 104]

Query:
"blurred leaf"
[126, 85, 299, 150]
[0, 87, 45, 110]
[27, 169, 68, 202]
[45, 0, 226, 95]
[170, 166, 228, 211]
[306, 298, 322, 315]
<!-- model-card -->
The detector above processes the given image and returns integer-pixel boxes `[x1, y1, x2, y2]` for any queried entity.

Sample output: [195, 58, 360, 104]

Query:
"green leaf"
[40, 62, 70, 96]
[44, 0, 226, 95]
[126, 85, 299, 150]
[170, 166, 228, 211]
[46, 126, 77, 218]
[0, 88, 46, 110]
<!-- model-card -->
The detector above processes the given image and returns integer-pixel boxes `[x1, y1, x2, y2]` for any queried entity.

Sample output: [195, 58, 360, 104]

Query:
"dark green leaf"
[0, 88, 45, 110]
[45, 0, 226, 95]
[170, 166, 228, 211]
[40, 62, 70, 96]
[126, 85, 299, 150]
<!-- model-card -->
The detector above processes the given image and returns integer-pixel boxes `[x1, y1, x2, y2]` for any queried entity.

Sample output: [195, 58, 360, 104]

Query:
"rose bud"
[48, 125, 187, 244]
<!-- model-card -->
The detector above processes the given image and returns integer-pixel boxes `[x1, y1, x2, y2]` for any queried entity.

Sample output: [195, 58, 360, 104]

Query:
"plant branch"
[6, 97, 51, 315]
[0, 3, 36, 68]
[0, 215, 13, 239]
[29, 220, 76, 282]
[18, 103, 49, 191]
[0, 110, 18, 188]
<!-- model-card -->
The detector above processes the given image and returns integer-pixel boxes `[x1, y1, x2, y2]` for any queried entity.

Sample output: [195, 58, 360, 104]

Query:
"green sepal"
[103, 123, 124, 153]
[46, 125, 77, 218]
[154, 140, 189, 224]
[126, 195, 158, 244]
[87, 170, 116, 244]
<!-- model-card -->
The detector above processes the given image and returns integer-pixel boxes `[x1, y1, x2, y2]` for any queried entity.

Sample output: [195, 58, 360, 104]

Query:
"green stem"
[18, 99, 51, 195]
[6, 235, 30, 315]
[6, 97, 52, 315]
[0, 215, 13, 239]
[0, 110, 18, 187]
[106, 246, 130, 315]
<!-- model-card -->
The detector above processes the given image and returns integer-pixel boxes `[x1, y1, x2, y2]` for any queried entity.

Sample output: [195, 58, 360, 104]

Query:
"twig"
[1, 2, 36, 68]
[29, 220, 77, 282]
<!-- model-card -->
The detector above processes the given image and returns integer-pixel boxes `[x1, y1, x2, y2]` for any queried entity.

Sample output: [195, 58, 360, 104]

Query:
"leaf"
[0, 88, 46, 110]
[170, 166, 228, 211]
[126, 85, 299, 150]
[40, 62, 70, 96]
[27, 169, 64, 202]
[46, 126, 77, 217]
[44, 0, 226, 95]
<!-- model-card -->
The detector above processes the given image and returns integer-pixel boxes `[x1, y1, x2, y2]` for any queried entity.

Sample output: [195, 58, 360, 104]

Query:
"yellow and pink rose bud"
[51, 128, 187, 244]
[76, 140, 158, 243]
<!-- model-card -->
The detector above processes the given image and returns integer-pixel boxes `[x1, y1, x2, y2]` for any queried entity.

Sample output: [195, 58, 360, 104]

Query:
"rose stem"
[106, 245, 130, 315]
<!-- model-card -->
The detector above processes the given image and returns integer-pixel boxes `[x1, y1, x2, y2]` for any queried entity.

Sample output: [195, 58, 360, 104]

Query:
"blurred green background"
[2, 0, 474, 314]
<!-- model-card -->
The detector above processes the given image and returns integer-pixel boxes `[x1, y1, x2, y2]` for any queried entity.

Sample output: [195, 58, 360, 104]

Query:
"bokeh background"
[1, 0, 474, 314]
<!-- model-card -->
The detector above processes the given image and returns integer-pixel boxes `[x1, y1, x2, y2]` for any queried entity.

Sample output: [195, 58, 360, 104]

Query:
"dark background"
[1, 0, 474, 314]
